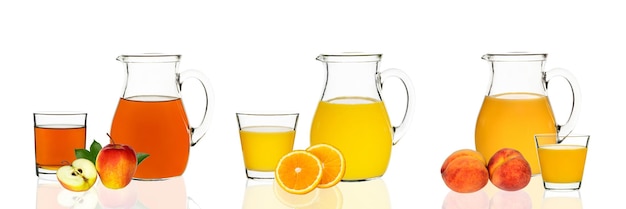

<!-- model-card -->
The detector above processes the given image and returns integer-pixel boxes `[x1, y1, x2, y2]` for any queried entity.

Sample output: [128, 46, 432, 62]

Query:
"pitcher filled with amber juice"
[475, 53, 581, 175]
[111, 54, 213, 180]
[311, 53, 415, 181]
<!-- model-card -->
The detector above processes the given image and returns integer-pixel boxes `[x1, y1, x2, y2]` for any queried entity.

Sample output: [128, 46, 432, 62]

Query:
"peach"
[487, 148, 531, 191]
[441, 149, 486, 174]
[441, 155, 489, 193]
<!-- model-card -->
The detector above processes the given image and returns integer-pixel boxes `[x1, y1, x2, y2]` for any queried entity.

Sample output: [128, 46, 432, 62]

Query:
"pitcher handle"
[545, 67, 581, 139]
[179, 69, 215, 147]
[379, 68, 415, 145]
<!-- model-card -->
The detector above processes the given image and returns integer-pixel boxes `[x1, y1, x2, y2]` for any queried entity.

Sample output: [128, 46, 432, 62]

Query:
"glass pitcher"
[310, 53, 415, 181]
[475, 52, 581, 175]
[110, 54, 214, 180]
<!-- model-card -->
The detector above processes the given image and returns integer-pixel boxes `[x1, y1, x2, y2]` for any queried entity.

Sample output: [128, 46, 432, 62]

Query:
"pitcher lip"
[482, 52, 547, 62]
[316, 52, 382, 63]
[117, 53, 181, 63]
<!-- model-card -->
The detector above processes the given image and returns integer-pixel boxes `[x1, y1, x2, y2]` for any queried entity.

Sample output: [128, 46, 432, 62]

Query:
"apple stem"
[106, 133, 116, 144]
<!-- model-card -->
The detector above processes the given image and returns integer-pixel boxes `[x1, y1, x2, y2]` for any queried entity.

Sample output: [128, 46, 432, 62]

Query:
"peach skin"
[487, 148, 531, 191]
[441, 149, 487, 173]
[442, 155, 489, 193]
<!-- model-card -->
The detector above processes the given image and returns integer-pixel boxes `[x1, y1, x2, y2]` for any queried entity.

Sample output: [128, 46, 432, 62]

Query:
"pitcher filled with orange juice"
[310, 53, 415, 181]
[475, 53, 581, 175]
[111, 54, 214, 180]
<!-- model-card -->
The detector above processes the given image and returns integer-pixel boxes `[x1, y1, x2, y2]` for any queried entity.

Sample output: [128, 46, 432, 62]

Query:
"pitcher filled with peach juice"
[475, 53, 582, 175]
[476, 92, 557, 175]
[111, 54, 214, 180]
[311, 53, 415, 181]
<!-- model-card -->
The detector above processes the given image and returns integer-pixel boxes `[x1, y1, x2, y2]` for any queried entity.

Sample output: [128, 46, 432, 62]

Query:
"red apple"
[96, 143, 137, 189]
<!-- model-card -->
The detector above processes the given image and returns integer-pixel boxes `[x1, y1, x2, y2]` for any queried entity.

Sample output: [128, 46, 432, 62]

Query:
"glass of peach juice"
[33, 112, 87, 180]
[236, 113, 298, 179]
[535, 134, 589, 190]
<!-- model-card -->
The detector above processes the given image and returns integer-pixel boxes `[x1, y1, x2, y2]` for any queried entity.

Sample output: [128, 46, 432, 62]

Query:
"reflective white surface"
[2, 0, 624, 208]
[28, 171, 599, 208]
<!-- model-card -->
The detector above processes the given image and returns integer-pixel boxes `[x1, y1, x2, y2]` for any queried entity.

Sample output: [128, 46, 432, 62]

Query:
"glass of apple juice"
[236, 113, 299, 179]
[535, 134, 590, 190]
[33, 112, 87, 180]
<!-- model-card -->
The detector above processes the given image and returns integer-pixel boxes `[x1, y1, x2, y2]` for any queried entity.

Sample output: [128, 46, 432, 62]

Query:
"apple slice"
[56, 158, 98, 192]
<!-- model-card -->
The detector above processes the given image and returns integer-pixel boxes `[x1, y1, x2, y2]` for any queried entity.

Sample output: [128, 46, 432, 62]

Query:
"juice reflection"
[542, 190, 582, 209]
[132, 176, 189, 208]
[242, 179, 291, 209]
[244, 178, 390, 209]
[525, 176, 547, 209]
[336, 178, 391, 209]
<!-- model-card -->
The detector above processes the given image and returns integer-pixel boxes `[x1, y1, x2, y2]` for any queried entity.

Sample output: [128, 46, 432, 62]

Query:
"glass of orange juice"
[535, 134, 590, 190]
[236, 113, 298, 179]
[33, 112, 87, 180]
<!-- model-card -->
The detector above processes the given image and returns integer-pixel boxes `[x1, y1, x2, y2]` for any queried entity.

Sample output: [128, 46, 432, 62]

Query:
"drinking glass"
[236, 113, 298, 179]
[535, 134, 589, 190]
[34, 112, 87, 179]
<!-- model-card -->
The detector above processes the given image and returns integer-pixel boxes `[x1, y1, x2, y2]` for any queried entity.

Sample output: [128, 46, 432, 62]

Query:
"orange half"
[306, 144, 346, 188]
[275, 150, 323, 194]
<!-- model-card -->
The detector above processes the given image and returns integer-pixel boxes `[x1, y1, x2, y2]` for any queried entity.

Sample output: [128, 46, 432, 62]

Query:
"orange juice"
[475, 92, 557, 175]
[239, 126, 295, 171]
[538, 144, 587, 183]
[311, 96, 392, 181]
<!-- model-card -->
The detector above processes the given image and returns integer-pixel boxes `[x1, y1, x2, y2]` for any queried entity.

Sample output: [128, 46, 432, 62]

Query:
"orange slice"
[306, 144, 346, 188]
[275, 150, 323, 194]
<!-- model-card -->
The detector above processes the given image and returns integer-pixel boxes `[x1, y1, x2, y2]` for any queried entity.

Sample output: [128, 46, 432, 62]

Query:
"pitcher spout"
[316, 54, 325, 62]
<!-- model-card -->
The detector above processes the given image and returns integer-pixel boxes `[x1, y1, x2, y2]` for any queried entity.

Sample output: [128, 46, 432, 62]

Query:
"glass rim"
[534, 133, 590, 138]
[235, 112, 299, 117]
[535, 133, 590, 146]
[33, 111, 87, 116]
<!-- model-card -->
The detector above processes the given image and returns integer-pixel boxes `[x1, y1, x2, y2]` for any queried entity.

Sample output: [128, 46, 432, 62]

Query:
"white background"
[1, 0, 624, 208]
